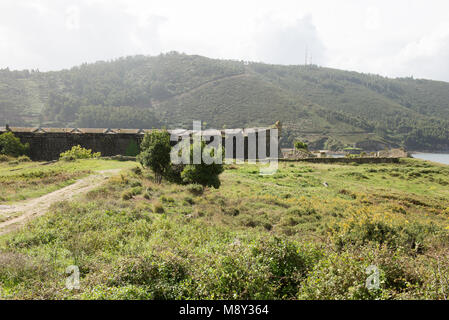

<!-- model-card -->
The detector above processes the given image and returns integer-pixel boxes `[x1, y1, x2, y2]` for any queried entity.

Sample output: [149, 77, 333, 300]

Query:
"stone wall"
[10, 131, 142, 161]
[0, 126, 280, 161]
[280, 157, 401, 164]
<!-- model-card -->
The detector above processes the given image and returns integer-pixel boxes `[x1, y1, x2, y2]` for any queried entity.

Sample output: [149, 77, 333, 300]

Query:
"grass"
[0, 158, 448, 299]
[0, 159, 137, 203]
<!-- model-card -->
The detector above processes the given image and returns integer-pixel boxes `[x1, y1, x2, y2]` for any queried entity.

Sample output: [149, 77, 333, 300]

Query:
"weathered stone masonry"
[0, 126, 281, 161]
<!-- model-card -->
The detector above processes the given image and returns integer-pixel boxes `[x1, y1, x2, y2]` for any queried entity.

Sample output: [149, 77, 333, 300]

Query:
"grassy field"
[0, 159, 136, 204]
[0, 158, 448, 299]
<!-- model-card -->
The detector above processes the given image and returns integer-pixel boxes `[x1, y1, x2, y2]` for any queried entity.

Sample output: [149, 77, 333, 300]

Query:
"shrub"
[59, 145, 101, 161]
[17, 155, 31, 162]
[164, 163, 184, 184]
[332, 214, 445, 253]
[298, 251, 385, 300]
[137, 130, 171, 183]
[287, 206, 317, 217]
[195, 245, 274, 299]
[253, 238, 318, 298]
[121, 187, 142, 200]
[179, 143, 222, 188]
[110, 254, 189, 299]
[0, 154, 12, 162]
[153, 202, 165, 213]
[186, 184, 204, 195]
[0, 132, 29, 157]
[130, 166, 142, 176]
[294, 140, 308, 150]
[181, 164, 223, 188]
[0, 252, 51, 287]
[183, 196, 194, 205]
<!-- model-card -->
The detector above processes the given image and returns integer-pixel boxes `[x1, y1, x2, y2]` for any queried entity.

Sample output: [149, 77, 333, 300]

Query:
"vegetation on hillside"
[0, 158, 448, 299]
[0, 132, 29, 157]
[1, 52, 449, 150]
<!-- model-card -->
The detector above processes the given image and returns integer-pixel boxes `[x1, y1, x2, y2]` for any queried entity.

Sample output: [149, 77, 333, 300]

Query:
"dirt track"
[0, 169, 119, 236]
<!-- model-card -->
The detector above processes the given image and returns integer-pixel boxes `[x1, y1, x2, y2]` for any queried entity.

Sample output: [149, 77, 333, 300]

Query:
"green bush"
[298, 251, 385, 300]
[253, 238, 318, 298]
[0, 154, 12, 162]
[294, 140, 308, 150]
[186, 184, 204, 195]
[17, 155, 31, 162]
[180, 141, 224, 188]
[137, 130, 171, 183]
[0, 132, 29, 157]
[121, 187, 142, 200]
[110, 254, 189, 299]
[333, 217, 445, 253]
[194, 246, 274, 299]
[153, 202, 165, 213]
[59, 145, 101, 161]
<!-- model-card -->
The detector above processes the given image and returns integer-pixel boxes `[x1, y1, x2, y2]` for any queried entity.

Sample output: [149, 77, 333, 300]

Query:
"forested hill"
[1, 52, 449, 151]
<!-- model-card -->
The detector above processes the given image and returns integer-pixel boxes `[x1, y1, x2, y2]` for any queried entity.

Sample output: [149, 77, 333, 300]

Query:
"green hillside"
[1, 52, 449, 151]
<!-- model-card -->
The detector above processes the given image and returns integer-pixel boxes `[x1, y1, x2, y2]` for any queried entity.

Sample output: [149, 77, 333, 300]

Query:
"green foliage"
[298, 251, 384, 300]
[0, 132, 29, 157]
[180, 141, 224, 188]
[17, 155, 31, 162]
[137, 130, 171, 183]
[186, 184, 204, 195]
[152, 201, 165, 213]
[59, 145, 101, 161]
[294, 140, 308, 150]
[0, 154, 12, 162]
[1, 154, 449, 300]
[333, 217, 443, 253]
[121, 187, 142, 200]
[2, 53, 449, 151]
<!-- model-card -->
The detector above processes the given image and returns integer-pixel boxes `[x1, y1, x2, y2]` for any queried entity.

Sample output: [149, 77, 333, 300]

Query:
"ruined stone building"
[0, 125, 281, 161]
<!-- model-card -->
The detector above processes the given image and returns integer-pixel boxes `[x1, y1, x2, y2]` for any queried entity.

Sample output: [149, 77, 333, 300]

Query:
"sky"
[1, 0, 449, 82]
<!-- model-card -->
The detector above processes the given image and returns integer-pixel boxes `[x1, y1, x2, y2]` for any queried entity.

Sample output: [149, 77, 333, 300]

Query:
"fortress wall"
[1, 127, 279, 161]
[9, 132, 142, 161]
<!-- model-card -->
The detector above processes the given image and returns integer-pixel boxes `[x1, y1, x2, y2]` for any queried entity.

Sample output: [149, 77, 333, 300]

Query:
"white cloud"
[0, 0, 449, 81]
[250, 15, 326, 65]
[65, 6, 81, 31]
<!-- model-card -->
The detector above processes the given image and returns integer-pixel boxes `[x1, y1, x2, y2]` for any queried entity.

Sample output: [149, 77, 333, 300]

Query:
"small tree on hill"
[0, 132, 29, 157]
[137, 130, 171, 183]
[294, 140, 308, 151]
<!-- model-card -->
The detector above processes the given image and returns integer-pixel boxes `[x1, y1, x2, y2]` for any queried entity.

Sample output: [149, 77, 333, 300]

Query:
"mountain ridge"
[1, 52, 448, 151]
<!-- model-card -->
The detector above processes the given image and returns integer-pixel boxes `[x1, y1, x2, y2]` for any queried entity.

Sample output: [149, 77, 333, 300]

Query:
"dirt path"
[0, 169, 120, 236]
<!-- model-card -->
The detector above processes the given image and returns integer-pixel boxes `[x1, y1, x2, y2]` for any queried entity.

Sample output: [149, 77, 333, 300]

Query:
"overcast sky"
[1, 0, 449, 81]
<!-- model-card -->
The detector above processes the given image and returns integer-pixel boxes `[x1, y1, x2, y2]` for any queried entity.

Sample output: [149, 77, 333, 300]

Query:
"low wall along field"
[281, 157, 400, 164]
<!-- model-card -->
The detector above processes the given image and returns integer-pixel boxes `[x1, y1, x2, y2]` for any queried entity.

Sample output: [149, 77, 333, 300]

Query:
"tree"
[180, 141, 224, 188]
[294, 140, 308, 151]
[0, 132, 29, 157]
[137, 130, 172, 183]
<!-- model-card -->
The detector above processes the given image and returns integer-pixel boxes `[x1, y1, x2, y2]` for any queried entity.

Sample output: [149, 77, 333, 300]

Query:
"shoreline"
[410, 151, 449, 155]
